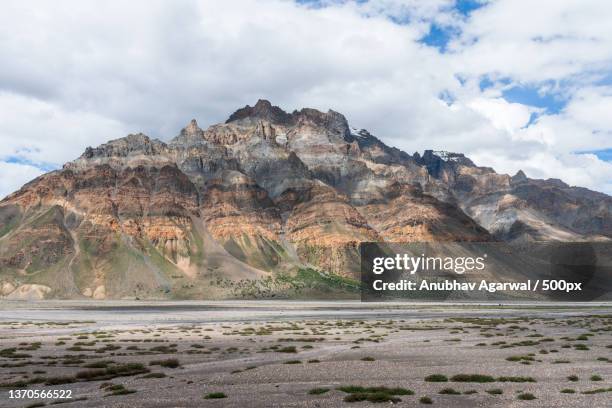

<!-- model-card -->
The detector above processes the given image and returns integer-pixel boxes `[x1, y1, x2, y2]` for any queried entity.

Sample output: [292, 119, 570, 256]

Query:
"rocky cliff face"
[1, 99, 610, 299]
[414, 150, 612, 242]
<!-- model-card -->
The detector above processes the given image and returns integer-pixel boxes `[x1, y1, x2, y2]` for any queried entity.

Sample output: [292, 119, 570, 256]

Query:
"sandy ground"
[0, 301, 610, 407]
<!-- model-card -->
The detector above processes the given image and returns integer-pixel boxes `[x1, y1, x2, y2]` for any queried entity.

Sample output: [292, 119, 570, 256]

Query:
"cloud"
[0, 0, 610, 194]
[467, 97, 535, 134]
[0, 92, 129, 165]
[450, 0, 612, 83]
[0, 161, 44, 200]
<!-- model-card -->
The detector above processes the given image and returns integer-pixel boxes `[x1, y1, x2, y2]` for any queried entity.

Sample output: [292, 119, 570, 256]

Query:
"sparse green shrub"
[425, 374, 448, 382]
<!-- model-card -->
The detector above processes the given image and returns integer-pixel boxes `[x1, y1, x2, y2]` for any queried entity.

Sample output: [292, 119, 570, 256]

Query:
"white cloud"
[470, 149, 612, 194]
[0, 92, 129, 165]
[467, 97, 534, 134]
[0, 0, 610, 194]
[563, 86, 612, 132]
[450, 0, 612, 83]
[0, 161, 44, 200]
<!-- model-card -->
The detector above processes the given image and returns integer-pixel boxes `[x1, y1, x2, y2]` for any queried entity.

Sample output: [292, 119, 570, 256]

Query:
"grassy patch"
[497, 376, 536, 383]
[149, 358, 180, 368]
[344, 392, 396, 403]
[339, 386, 412, 404]
[0, 348, 31, 359]
[2, 363, 147, 388]
[581, 387, 612, 395]
[451, 374, 495, 383]
[308, 388, 330, 395]
[76, 363, 149, 381]
[45, 376, 76, 385]
[419, 396, 433, 404]
[506, 355, 534, 363]
[439, 387, 460, 395]
[486, 388, 503, 395]
[83, 360, 113, 369]
[337, 386, 413, 395]
[425, 374, 448, 382]
[204, 392, 227, 399]
[281, 267, 362, 293]
[276, 346, 297, 353]
[104, 384, 136, 396]
[141, 372, 166, 379]
[517, 393, 536, 400]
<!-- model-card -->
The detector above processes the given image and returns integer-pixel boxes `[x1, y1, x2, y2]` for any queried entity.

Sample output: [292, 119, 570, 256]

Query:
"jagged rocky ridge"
[1, 100, 610, 299]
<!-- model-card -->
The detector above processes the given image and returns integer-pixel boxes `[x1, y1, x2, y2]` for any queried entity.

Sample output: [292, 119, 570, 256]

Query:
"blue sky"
[419, 1, 581, 120]
[298, 0, 611, 171]
[581, 148, 612, 161]
[416, 0, 611, 172]
[419, 0, 572, 124]
[420, 0, 485, 51]
[1, 0, 611, 196]
[4, 156, 57, 172]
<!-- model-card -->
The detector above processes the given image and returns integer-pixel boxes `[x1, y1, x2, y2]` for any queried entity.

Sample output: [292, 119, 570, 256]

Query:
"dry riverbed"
[0, 302, 611, 407]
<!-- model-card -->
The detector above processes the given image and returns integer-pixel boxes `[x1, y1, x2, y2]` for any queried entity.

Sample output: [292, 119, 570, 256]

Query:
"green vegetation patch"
[204, 392, 227, 399]
[338, 385, 413, 403]
[276, 267, 361, 294]
[425, 374, 448, 382]
[102, 384, 136, 397]
[76, 363, 149, 382]
[497, 376, 536, 383]
[149, 358, 180, 368]
[451, 374, 495, 383]
[276, 346, 297, 353]
[581, 387, 612, 395]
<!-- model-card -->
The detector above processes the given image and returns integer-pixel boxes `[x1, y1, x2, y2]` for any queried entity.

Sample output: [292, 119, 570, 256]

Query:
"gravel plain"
[0, 301, 611, 407]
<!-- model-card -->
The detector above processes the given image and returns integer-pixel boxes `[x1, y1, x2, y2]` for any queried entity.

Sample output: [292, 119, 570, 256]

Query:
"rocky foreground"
[0, 303, 610, 407]
[0, 100, 610, 299]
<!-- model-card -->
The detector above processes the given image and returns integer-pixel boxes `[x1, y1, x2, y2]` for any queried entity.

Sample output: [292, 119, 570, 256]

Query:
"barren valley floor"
[0, 301, 611, 407]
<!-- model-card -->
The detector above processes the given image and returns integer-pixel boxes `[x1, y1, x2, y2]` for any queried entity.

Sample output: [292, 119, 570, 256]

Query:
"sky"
[1, 0, 612, 198]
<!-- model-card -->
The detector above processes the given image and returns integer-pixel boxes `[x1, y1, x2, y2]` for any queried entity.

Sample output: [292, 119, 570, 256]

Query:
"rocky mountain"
[1, 100, 610, 299]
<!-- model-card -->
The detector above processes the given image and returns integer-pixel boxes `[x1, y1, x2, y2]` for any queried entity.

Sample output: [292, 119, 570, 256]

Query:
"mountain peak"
[226, 99, 292, 124]
[225, 100, 351, 139]
[181, 118, 203, 135]
[187, 118, 199, 130]
[512, 169, 528, 182]
[76, 132, 165, 161]
[254, 98, 272, 109]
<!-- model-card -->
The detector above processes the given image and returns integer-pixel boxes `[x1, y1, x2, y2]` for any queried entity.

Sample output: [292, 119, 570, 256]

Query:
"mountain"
[1, 100, 610, 300]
